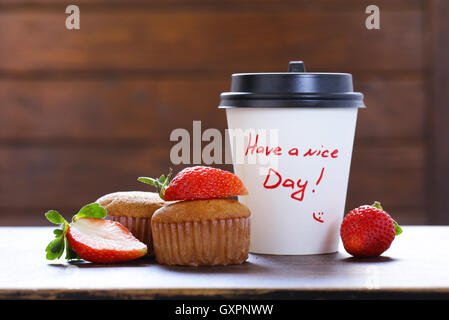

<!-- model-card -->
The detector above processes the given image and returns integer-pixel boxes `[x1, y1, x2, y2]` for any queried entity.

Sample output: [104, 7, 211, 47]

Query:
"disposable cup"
[219, 61, 365, 255]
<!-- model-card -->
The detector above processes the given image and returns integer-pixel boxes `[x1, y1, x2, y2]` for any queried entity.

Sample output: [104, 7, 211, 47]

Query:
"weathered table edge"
[2, 287, 449, 300]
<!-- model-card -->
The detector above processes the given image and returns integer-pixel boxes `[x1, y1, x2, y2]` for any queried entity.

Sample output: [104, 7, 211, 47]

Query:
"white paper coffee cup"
[219, 61, 365, 255]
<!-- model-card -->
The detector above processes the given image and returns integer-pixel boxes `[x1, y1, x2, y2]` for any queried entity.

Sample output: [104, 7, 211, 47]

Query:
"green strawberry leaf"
[65, 238, 81, 261]
[45, 210, 67, 225]
[53, 229, 63, 237]
[371, 201, 383, 211]
[138, 169, 173, 200]
[137, 177, 157, 186]
[73, 203, 107, 221]
[45, 236, 65, 260]
[393, 219, 403, 236]
[162, 168, 172, 188]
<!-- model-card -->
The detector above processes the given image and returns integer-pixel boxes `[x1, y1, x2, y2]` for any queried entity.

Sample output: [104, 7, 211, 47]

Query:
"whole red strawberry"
[138, 166, 248, 201]
[340, 202, 402, 257]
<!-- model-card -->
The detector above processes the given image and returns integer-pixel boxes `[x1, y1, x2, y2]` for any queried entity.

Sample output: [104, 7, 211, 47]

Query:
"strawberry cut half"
[66, 218, 147, 263]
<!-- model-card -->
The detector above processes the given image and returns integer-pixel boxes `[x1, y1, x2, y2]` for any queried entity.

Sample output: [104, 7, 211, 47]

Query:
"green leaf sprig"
[44, 203, 107, 261]
[138, 168, 173, 200]
[372, 201, 403, 236]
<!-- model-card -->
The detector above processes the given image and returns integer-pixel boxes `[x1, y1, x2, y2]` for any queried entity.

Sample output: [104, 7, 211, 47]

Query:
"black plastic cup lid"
[219, 61, 366, 108]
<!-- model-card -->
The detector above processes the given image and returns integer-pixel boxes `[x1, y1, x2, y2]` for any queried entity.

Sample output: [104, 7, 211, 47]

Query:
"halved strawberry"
[66, 218, 147, 263]
[138, 166, 248, 201]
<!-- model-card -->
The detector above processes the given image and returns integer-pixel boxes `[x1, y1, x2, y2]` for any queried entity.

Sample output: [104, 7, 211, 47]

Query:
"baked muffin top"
[152, 198, 250, 223]
[96, 191, 167, 218]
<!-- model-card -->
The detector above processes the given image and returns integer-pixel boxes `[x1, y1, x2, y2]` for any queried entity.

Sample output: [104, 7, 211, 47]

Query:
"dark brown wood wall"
[0, 0, 445, 225]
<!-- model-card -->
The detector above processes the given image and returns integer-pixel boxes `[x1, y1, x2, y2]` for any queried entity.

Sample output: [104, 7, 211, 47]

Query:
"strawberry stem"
[372, 201, 402, 236]
[372, 201, 383, 211]
[393, 219, 403, 236]
[138, 168, 173, 200]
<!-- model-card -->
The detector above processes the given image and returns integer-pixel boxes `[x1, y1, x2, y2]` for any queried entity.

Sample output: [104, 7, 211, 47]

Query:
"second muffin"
[151, 198, 250, 266]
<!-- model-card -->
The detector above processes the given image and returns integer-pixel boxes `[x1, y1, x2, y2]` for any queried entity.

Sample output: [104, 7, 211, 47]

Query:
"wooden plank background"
[0, 0, 440, 226]
[430, 0, 449, 224]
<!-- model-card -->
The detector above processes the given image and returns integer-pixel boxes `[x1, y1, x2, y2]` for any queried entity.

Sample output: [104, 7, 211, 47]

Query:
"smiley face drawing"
[313, 212, 324, 223]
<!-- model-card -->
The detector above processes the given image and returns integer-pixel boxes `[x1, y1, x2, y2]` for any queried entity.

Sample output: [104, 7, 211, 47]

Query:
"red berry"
[340, 203, 401, 257]
[164, 166, 248, 201]
[67, 218, 147, 263]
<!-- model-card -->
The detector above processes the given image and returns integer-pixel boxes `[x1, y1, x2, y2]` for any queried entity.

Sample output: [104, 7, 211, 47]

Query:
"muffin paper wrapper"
[152, 217, 250, 266]
[107, 215, 153, 255]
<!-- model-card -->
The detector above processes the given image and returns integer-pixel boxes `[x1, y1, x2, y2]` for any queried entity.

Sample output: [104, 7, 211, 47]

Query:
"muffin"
[96, 191, 167, 255]
[151, 198, 250, 266]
